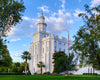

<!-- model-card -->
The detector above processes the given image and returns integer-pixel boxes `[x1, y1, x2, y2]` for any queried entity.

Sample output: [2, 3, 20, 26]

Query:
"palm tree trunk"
[40, 67, 42, 74]
[25, 59, 27, 75]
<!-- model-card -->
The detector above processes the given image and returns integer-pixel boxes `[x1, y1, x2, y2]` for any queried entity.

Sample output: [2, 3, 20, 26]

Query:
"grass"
[0, 75, 100, 80]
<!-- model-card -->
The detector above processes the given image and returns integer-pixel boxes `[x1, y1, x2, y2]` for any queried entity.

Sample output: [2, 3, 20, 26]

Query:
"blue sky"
[6, 0, 100, 62]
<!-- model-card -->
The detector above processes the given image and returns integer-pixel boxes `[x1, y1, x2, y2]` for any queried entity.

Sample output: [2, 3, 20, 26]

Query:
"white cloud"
[7, 16, 38, 37]
[30, 24, 34, 28]
[45, 10, 73, 33]
[22, 16, 31, 21]
[10, 38, 21, 42]
[73, 9, 85, 18]
[7, 0, 73, 37]
[38, 6, 50, 13]
[91, 0, 100, 7]
[39, 0, 73, 34]
[67, 20, 73, 24]
[12, 51, 24, 62]
[60, 0, 65, 9]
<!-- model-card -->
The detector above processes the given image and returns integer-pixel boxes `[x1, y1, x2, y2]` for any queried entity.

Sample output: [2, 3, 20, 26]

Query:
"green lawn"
[0, 75, 100, 80]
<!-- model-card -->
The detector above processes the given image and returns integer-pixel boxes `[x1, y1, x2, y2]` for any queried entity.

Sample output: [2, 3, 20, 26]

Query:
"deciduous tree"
[72, 5, 100, 70]
[0, 0, 25, 37]
[0, 0, 25, 68]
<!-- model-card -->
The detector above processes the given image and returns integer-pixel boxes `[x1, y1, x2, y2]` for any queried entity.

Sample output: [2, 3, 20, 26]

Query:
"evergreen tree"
[53, 51, 76, 73]
[53, 51, 66, 73]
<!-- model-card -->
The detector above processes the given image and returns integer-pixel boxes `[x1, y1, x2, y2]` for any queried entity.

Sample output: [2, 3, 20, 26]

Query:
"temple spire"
[41, 9, 43, 16]
[39, 10, 45, 19]
[37, 11, 47, 32]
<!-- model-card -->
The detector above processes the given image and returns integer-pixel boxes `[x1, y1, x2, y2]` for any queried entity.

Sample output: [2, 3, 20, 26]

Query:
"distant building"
[29, 12, 68, 74]
[60, 66, 100, 75]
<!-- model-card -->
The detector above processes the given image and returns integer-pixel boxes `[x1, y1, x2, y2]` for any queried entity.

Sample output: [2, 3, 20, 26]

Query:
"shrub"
[27, 70, 31, 75]
[70, 73, 73, 75]
[34, 72, 37, 75]
[43, 72, 50, 75]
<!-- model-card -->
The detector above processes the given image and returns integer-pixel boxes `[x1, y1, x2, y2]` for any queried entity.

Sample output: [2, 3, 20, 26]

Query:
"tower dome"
[37, 11, 47, 32]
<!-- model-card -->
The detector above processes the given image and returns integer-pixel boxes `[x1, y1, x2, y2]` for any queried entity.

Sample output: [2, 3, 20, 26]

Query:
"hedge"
[83, 73, 98, 75]
[0, 72, 25, 75]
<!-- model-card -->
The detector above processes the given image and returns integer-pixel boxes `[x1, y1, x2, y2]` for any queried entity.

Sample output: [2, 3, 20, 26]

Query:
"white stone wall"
[29, 33, 68, 74]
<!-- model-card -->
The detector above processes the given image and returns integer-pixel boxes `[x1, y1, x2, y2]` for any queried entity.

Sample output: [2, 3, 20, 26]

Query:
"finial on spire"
[41, 9, 43, 16]
[39, 9, 45, 19]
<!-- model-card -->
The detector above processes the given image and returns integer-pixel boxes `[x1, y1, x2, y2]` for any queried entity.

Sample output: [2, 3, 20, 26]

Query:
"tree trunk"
[40, 67, 42, 74]
[8, 68, 9, 73]
[25, 59, 27, 75]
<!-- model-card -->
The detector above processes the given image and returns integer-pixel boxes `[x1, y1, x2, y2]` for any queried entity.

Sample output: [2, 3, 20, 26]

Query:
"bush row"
[34, 72, 60, 75]
[34, 72, 51, 75]
[0, 72, 25, 75]
[83, 73, 98, 75]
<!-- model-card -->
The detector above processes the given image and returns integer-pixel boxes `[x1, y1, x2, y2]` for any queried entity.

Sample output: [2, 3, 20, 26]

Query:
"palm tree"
[21, 51, 31, 75]
[37, 61, 45, 74]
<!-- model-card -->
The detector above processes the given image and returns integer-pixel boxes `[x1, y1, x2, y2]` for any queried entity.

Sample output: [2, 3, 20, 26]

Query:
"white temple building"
[29, 12, 68, 74]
